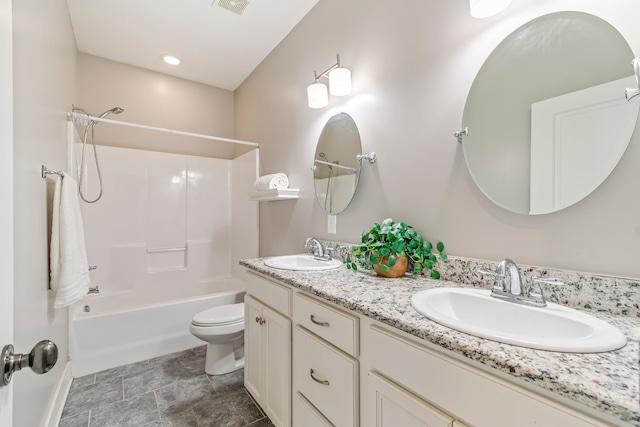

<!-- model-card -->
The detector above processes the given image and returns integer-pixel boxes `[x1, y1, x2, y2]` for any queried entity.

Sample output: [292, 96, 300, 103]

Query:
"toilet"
[190, 302, 245, 375]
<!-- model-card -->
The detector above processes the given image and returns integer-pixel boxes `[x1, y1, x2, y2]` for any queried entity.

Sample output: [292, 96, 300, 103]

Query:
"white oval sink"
[410, 287, 627, 353]
[265, 255, 342, 271]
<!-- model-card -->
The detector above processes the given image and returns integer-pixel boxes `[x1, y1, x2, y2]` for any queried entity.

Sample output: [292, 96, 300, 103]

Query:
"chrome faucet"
[304, 238, 330, 261]
[477, 258, 563, 308]
[496, 258, 523, 296]
[87, 285, 99, 294]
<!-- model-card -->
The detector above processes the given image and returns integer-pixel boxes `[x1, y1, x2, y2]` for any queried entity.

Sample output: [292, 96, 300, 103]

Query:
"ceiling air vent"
[216, 0, 251, 15]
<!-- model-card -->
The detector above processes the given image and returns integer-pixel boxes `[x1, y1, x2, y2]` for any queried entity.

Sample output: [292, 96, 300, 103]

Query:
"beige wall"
[234, 0, 640, 279]
[12, 0, 77, 425]
[77, 54, 236, 159]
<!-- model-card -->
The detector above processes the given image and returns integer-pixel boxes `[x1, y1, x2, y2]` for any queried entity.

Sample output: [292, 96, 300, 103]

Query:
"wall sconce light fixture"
[307, 54, 351, 109]
[470, 0, 512, 18]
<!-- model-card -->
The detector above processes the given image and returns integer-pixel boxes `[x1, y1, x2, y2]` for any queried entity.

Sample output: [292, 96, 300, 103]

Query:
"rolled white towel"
[254, 173, 289, 190]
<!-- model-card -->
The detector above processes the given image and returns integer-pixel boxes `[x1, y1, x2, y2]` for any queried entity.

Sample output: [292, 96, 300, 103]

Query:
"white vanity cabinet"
[243, 269, 625, 427]
[244, 273, 292, 427]
[292, 292, 360, 426]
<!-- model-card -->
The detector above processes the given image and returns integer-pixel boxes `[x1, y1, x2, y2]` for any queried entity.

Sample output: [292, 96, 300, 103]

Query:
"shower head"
[98, 107, 124, 119]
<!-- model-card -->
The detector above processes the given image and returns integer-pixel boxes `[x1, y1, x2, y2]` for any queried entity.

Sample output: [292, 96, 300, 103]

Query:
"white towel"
[50, 173, 91, 308]
[254, 173, 289, 190]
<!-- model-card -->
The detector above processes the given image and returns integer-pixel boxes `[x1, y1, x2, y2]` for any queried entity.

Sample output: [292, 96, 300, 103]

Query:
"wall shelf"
[249, 188, 299, 201]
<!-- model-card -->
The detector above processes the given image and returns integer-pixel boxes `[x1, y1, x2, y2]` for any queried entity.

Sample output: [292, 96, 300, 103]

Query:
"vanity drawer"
[246, 271, 291, 316]
[293, 292, 358, 357]
[293, 326, 358, 426]
[293, 392, 333, 427]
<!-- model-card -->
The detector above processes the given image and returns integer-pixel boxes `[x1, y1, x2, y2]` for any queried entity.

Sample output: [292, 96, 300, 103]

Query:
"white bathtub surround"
[240, 255, 640, 424]
[50, 173, 91, 308]
[68, 145, 258, 376]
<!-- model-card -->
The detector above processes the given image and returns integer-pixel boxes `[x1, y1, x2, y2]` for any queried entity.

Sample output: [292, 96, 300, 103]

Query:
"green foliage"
[343, 218, 447, 278]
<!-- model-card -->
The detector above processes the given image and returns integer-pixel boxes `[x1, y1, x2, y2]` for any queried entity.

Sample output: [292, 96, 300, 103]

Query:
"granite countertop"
[240, 256, 640, 426]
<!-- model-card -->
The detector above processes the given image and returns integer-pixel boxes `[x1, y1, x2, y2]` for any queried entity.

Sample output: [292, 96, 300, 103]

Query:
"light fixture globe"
[470, 0, 512, 18]
[329, 67, 352, 96]
[307, 83, 329, 108]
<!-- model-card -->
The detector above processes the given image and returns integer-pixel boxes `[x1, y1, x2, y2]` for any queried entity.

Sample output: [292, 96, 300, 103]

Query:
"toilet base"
[204, 337, 245, 375]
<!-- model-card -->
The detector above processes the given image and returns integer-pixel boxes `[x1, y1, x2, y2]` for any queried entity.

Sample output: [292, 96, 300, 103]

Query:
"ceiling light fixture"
[307, 54, 351, 109]
[469, 0, 512, 18]
[162, 55, 181, 65]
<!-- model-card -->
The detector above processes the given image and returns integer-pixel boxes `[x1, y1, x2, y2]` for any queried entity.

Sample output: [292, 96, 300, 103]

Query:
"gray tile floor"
[58, 346, 274, 427]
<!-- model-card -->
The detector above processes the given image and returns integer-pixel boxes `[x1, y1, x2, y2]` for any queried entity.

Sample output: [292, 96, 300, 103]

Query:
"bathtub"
[69, 276, 245, 377]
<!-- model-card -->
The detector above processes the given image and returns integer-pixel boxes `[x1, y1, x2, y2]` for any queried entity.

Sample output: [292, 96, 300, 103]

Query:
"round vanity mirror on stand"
[461, 12, 640, 215]
[313, 112, 362, 215]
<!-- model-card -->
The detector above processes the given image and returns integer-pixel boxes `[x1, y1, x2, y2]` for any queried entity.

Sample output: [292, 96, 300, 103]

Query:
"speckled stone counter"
[240, 255, 640, 426]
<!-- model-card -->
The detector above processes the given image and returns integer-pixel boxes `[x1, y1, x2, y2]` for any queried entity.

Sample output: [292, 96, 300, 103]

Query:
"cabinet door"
[293, 392, 333, 427]
[244, 295, 264, 403]
[263, 305, 291, 427]
[367, 371, 453, 427]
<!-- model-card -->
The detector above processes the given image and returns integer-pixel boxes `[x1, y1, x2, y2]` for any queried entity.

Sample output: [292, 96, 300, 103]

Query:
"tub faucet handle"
[88, 265, 97, 271]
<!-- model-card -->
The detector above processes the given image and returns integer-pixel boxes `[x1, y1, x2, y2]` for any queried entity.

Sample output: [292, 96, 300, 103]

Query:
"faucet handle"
[325, 247, 334, 259]
[476, 268, 506, 292]
[531, 276, 564, 286]
[527, 276, 564, 306]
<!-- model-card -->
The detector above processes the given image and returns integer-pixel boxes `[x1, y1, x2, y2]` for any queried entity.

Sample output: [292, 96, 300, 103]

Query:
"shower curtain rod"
[68, 112, 259, 147]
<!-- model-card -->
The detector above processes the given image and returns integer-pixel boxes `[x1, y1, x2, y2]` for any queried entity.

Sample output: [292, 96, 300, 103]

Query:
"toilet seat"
[192, 303, 244, 327]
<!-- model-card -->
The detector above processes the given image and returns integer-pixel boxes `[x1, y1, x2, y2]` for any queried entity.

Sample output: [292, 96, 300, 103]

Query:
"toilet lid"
[192, 303, 244, 326]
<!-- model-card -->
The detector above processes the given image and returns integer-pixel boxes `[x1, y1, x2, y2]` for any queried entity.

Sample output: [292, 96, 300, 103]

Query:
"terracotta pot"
[373, 255, 408, 278]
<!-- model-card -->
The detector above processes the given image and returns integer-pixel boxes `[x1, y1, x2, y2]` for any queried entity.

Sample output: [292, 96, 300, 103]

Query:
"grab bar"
[146, 247, 187, 254]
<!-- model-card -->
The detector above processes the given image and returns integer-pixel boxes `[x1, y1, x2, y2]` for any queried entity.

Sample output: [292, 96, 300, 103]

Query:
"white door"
[530, 76, 639, 214]
[0, 0, 14, 425]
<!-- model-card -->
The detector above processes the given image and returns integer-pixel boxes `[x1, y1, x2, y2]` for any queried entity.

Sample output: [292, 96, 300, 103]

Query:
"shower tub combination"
[69, 277, 245, 377]
[66, 124, 259, 378]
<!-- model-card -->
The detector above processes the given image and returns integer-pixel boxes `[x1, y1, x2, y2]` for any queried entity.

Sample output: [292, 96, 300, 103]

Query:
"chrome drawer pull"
[310, 369, 330, 386]
[310, 314, 330, 327]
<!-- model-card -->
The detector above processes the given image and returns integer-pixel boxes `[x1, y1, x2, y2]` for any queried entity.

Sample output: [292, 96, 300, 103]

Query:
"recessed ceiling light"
[162, 55, 181, 65]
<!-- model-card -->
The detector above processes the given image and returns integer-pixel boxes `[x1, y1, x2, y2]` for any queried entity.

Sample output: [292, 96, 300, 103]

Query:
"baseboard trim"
[43, 360, 72, 427]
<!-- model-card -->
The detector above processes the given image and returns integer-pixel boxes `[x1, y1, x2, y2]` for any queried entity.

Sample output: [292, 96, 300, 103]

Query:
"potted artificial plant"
[343, 218, 447, 278]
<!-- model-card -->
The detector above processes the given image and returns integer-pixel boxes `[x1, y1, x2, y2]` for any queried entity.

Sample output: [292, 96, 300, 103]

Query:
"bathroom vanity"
[241, 256, 640, 427]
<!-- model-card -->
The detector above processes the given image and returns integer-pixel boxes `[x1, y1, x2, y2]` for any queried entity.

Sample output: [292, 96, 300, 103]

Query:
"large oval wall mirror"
[462, 12, 639, 215]
[313, 112, 362, 214]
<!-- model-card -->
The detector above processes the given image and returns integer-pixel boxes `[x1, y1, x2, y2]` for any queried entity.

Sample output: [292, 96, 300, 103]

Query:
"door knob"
[1, 340, 58, 386]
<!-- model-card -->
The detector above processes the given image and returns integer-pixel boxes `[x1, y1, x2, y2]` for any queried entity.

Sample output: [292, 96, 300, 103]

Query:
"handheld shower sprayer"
[94, 107, 124, 123]
[75, 106, 125, 203]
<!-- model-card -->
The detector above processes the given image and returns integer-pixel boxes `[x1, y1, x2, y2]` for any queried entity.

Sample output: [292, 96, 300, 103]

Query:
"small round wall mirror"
[462, 11, 639, 215]
[313, 112, 362, 214]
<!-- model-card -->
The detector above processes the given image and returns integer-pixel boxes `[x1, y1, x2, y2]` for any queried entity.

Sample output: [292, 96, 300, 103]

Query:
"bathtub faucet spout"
[87, 285, 99, 294]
